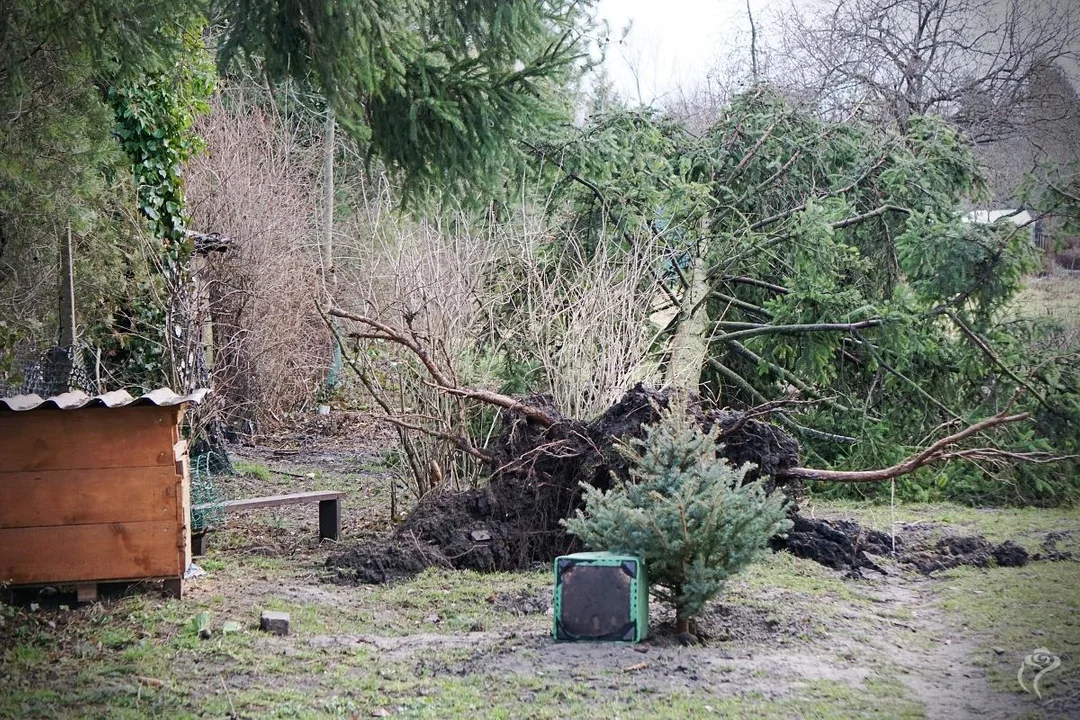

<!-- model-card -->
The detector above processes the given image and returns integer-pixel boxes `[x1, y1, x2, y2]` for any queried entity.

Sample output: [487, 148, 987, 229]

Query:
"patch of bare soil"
[443, 631, 872, 697]
[326, 491, 1048, 590]
[835, 570, 1033, 720]
[221, 407, 394, 486]
[488, 587, 552, 616]
[306, 632, 506, 661]
[354, 569, 1027, 717]
[445, 567, 1048, 718]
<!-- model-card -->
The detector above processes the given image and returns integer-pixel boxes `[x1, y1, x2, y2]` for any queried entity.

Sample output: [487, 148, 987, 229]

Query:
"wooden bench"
[191, 491, 343, 555]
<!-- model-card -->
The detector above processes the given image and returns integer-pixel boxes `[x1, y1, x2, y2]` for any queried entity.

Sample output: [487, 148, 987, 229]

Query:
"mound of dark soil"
[325, 536, 450, 584]
[901, 536, 1029, 573]
[775, 516, 893, 575]
[774, 516, 1037, 575]
[327, 384, 801, 584]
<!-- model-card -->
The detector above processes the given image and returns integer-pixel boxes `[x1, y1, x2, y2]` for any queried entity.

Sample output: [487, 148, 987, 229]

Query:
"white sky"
[593, 0, 760, 106]
[592, 0, 1079, 106]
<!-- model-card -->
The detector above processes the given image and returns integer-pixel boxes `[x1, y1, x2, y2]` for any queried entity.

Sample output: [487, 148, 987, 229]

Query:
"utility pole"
[322, 108, 336, 294]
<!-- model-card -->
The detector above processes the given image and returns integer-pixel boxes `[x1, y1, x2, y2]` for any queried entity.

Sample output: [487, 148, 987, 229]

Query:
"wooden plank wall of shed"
[0, 405, 191, 586]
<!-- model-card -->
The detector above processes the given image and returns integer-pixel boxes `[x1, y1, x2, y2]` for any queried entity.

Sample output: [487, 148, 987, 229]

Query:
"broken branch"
[329, 305, 559, 428]
[778, 406, 1033, 483]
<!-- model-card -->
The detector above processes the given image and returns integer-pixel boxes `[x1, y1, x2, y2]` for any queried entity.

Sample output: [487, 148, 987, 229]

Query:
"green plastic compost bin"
[553, 552, 648, 643]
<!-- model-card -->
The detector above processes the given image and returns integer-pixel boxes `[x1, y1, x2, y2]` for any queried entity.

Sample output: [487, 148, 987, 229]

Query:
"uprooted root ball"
[325, 384, 1048, 584]
[327, 384, 801, 584]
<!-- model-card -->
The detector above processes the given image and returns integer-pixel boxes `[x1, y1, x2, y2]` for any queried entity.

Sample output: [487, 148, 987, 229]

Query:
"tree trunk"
[667, 254, 709, 393]
[675, 608, 691, 635]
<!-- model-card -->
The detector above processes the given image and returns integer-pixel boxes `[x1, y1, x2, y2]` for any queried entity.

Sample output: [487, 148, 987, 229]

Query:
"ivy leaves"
[108, 30, 214, 250]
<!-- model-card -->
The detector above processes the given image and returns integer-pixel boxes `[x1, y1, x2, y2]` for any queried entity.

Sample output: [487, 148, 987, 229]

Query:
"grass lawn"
[3, 485, 1078, 719]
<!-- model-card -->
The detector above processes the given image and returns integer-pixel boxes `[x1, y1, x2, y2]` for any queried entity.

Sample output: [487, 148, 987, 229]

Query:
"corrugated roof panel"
[0, 388, 209, 412]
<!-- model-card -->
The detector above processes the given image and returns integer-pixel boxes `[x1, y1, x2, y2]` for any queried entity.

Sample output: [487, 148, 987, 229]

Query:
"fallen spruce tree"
[323, 306, 1058, 585]
[318, 90, 1079, 589]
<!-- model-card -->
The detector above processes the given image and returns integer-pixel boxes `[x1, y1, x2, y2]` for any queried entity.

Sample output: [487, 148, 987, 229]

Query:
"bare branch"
[829, 204, 910, 229]
[718, 319, 885, 343]
[778, 403, 1035, 483]
[329, 305, 559, 427]
[372, 413, 496, 465]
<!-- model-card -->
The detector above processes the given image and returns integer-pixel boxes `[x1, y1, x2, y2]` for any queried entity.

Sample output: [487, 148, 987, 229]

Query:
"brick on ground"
[260, 610, 290, 635]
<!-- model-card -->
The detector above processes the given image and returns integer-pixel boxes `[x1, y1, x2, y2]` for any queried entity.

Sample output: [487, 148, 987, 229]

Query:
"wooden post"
[191, 530, 208, 556]
[50, 223, 78, 394]
[195, 254, 214, 371]
[322, 108, 335, 292]
[75, 583, 97, 604]
[59, 224, 76, 348]
[162, 578, 183, 599]
[319, 498, 340, 541]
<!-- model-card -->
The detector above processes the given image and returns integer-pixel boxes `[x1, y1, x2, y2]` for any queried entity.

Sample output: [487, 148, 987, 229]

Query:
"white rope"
[890, 477, 897, 556]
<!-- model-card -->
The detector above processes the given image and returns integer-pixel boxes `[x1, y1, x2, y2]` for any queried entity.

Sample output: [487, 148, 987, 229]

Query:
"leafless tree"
[770, 0, 1079, 142]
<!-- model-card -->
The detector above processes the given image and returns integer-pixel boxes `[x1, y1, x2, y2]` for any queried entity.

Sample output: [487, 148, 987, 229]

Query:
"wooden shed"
[0, 388, 207, 600]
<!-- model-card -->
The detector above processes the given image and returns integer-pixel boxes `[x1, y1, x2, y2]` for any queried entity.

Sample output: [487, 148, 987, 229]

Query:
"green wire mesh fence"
[190, 450, 226, 532]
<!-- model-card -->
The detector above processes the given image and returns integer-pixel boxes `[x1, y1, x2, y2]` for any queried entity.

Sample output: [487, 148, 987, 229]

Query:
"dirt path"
[853, 572, 1031, 719]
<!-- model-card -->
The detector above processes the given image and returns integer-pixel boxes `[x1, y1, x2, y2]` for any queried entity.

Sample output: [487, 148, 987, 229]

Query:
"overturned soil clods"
[901, 536, 1029, 573]
[671, 601, 816, 647]
[1035, 530, 1074, 561]
[775, 516, 893, 576]
[775, 516, 1040, 575]
[325, 536, 450, 585]
[327, 384, 802, 584]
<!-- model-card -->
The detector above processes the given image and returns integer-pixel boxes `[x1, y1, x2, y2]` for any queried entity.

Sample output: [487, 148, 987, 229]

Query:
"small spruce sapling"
[563, 402, 792, 636]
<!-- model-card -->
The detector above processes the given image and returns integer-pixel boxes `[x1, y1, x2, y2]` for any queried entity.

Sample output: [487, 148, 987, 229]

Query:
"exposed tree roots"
[327, 384, 800, 583]
[325, 384, 1053, 584]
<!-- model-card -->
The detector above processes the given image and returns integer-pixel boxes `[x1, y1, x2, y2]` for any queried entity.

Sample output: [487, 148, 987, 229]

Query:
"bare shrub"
[331, 172, 661, 494]
[184, 89, 330, 431]
[490, 217, 662, 419]
[333, 174, 501, 496]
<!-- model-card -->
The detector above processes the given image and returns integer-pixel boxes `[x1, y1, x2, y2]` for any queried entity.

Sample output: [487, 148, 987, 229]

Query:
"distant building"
[961, 208, 1045, 248]
[962, 208, 1080, 270]
[961, 208, 1032, 226]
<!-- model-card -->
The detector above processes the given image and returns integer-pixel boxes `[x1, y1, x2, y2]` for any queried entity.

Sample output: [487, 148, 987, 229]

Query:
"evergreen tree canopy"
[2, 0, 594, 199]
[215, 0, 594, 196]
[0, 0, 595, 370]
[520, 88, 1078, 505]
